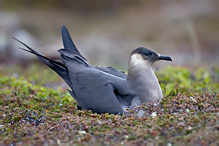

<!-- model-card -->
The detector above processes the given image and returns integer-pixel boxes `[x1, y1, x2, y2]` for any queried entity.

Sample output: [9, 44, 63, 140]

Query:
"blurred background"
[0, 0, 218, 71]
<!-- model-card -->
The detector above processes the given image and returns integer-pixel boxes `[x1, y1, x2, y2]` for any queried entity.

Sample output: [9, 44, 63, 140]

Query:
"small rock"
[78, 130, 86, 134]
[0, 125, 4, 129]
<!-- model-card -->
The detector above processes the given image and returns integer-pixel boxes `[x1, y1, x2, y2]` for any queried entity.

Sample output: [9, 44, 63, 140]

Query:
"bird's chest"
[129, 74, 163, 104]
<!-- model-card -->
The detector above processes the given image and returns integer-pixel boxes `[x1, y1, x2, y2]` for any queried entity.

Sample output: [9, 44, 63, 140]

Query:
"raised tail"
[13, 38, 73, 88]
[61, 25, 86, 60]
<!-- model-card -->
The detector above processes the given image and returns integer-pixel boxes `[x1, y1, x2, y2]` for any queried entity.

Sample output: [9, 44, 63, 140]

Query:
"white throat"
[128, 54, 151, 74]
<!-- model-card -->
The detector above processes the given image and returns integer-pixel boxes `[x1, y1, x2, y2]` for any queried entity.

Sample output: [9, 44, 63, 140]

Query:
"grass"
[0, 64, 218, 145]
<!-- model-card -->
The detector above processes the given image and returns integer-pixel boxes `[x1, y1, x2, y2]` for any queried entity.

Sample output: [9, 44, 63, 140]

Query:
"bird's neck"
[127, 54, 153, 80]
[127, 62, 163, 105]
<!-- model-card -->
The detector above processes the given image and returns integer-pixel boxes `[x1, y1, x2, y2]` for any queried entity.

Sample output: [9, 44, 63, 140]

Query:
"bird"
[14, 25, 172, 115]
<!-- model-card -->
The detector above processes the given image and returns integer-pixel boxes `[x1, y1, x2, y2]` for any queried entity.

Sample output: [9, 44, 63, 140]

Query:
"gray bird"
[14, 25, 172, 115]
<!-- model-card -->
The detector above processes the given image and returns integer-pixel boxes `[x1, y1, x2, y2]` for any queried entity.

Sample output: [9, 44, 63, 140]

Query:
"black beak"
[158, 55, 172, 62]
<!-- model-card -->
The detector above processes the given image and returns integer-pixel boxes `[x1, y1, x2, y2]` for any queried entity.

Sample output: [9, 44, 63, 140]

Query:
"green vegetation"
[0, 65, 218, 145]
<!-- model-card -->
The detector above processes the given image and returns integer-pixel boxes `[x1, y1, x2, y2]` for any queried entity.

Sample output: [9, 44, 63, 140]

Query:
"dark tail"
[61, 25, 86, 60]
[13, 38, 73, 88]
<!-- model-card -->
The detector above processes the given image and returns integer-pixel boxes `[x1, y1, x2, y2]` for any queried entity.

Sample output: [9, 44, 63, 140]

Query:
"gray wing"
[95, 66, 127, 79]
[59, 48, 134, 114]
[70, 69, 125, 114]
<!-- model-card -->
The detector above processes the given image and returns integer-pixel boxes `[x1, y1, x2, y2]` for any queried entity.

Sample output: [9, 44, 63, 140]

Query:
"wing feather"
[69, 68, 124, 114]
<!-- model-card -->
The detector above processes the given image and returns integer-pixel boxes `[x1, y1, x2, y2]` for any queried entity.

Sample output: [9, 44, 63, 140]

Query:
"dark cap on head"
[131, 47, 172, 63]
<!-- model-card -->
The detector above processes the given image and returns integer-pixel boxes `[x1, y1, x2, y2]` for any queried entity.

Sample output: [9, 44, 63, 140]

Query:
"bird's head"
[129, 47, 172, 71]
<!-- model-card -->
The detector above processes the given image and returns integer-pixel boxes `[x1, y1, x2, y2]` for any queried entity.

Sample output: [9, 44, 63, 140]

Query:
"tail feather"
[62, 25, 86, 60]
[58, 49, 89, 66]
[62, 25, 78, 52]
[13, 37, 67, 69]
[13, 38, 73, 88]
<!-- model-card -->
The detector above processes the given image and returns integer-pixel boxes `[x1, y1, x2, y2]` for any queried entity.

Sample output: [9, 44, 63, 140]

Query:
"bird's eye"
[143, 52, 152, 56]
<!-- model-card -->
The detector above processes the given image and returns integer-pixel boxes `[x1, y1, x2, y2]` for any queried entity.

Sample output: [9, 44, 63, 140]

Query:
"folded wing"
[15, 25, 136, 114]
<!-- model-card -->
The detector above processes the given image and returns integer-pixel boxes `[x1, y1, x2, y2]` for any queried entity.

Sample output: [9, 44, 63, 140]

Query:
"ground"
[0, 64, 218, 145]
